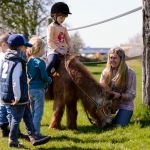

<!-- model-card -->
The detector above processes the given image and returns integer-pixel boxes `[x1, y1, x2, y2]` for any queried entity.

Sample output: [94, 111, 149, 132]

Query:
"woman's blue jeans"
[112, 109, 133, 127]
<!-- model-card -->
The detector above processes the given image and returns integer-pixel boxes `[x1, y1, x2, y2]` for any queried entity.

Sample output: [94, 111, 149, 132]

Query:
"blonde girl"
[27, 36, 52, 139]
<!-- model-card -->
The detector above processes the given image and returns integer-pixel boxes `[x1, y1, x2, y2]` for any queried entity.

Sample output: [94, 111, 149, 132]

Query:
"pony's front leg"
[66, 99, 78, 129]
[49, 101, 65, 129]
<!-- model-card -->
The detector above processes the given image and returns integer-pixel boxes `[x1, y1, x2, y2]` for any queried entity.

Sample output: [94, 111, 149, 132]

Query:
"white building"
[79, 47, 110, 58]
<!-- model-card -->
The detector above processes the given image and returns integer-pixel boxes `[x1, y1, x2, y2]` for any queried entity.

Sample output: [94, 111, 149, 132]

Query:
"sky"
[55, 0, 142, 48]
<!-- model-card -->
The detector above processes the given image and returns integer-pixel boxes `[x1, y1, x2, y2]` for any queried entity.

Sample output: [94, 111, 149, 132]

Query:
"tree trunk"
[143, 0, 150, 106]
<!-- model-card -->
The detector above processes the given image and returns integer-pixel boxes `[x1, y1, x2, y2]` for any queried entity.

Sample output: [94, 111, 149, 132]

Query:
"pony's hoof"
[49, 124, 61, 130]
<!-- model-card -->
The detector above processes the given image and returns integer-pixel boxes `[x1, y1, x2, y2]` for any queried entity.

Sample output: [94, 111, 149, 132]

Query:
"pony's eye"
[107, 105, 111, 110]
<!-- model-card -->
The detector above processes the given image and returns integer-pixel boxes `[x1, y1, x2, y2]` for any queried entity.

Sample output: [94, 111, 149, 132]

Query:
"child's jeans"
[7, 104, 35, 142]
[0, 105, 11, 126]
[112, 109, 133, 127]
[29, 89, 45, 137]
[46, 53, 61, 75]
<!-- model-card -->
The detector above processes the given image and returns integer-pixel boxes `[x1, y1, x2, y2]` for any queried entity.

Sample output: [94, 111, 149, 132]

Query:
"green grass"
[1, 58, 150, 150]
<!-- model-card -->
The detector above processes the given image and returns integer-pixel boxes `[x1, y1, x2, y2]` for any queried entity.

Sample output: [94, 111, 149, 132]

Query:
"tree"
[143, 0, 150, 107]
[70, 32, 84, 53]
[0, 0, 53, 39]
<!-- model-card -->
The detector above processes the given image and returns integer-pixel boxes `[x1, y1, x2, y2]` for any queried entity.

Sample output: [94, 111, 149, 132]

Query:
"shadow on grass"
[131, 105, 150, 128]
[42, 123, 114, 133]
[92, 71, 101, 75]
[77, 125, 104, 133]
[37, 147, 97, 150]
[35, 134, 101, 150]
[36, 127, 128, 150]
[43, 118, 150, 132]
[35, 124, 129, 150]
[139, 119, 150, 127]
[51, 135, 85, 143]
[42, 124, 104, 133]
[42, 123, 49, 127]
[131, 118, 150, 128]
[36, 134, 108, 150]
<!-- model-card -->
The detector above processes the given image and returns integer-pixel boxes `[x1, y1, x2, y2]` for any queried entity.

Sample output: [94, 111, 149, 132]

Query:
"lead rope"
[64, 55, 108, 125]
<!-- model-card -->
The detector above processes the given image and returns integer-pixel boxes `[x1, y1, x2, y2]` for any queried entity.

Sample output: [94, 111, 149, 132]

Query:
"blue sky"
[56, 0, 142, 48]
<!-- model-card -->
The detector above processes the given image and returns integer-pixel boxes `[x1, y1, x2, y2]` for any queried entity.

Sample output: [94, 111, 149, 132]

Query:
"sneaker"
[19, 132, 30, 141]
[8, 140, 24, 148]
[37, 135, 51, 141]
[29, 135, 51, 146]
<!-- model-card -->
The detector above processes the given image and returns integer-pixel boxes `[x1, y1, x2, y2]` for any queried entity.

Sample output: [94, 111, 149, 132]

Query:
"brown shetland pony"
[46, 55, 112, 129]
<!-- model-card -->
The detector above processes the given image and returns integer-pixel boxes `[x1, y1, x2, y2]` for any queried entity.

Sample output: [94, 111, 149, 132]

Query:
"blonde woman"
[27, 36, 52, 139]
[100, 47, 136, 126]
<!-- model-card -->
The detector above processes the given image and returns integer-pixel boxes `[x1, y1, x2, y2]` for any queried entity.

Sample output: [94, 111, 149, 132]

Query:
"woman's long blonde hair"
[104, 47, 128, 91]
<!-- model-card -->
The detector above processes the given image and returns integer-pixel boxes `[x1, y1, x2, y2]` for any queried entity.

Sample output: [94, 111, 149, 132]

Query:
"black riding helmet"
[51, 2, 72, 17]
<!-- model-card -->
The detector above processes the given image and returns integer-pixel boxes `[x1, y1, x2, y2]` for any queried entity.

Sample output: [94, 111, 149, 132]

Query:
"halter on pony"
[64, 54, 112, 126]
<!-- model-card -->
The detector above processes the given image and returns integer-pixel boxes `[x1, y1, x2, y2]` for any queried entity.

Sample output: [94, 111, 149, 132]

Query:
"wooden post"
[143, 0, 150, 107]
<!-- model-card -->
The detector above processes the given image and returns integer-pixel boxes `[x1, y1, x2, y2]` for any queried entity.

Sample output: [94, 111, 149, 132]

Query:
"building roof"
[80, 47, 110, 55]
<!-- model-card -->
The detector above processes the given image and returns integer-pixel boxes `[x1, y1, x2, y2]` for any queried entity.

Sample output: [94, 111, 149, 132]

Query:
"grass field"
[1, 58, 150, 150]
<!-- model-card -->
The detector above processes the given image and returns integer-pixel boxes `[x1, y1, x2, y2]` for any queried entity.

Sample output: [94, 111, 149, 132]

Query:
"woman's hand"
[111, 91, 121, 100]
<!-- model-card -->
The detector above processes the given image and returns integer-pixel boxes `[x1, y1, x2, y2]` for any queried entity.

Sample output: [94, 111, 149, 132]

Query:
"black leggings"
[46, 54, 61, 76]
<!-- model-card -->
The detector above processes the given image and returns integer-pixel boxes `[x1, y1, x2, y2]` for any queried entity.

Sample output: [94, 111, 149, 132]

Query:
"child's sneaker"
[37, 134, 51, 142]
[29, 135, 51, 146]
[8, 140, 24, 148]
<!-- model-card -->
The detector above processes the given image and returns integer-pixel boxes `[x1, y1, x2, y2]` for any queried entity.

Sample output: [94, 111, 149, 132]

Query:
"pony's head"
[86, 89, 113, 128]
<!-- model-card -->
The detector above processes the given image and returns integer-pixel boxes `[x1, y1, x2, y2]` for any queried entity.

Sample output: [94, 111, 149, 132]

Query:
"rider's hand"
[11, 99, 19, 105]
[56, 49, 66, 55]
